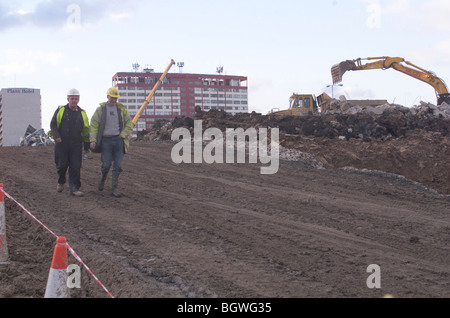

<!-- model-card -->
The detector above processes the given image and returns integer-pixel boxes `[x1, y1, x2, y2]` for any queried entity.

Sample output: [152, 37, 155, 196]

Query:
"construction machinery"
[129, 59, 175, 138]
[331, 56, 450, 105]
[133, 59, 176, 126]
[268, 92, 332, 116]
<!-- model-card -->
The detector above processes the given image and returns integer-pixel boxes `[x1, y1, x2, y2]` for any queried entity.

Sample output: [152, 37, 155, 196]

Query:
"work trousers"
[55, 141, 83, 192]
[100, 136, 124, 176]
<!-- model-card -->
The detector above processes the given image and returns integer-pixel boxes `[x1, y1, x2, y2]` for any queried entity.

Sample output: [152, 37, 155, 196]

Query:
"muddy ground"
[0, 104, 449, 300]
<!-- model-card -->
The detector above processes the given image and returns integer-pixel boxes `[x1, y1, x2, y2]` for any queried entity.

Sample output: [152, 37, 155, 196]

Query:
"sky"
[1, 0, 450, 131]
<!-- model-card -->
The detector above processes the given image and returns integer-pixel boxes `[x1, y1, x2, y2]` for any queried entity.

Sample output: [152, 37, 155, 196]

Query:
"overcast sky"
[1, 0, 449, 130]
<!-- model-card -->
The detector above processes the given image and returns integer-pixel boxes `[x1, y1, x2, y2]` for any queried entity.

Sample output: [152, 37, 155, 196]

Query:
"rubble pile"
[19, 125, 55, 147]
[134, 101, 449, 194]
[137, 101, 450, 143]
[324, 97, 450, 118]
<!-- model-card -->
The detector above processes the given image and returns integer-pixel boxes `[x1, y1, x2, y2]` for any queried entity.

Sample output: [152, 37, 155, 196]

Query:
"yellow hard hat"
[107, 87, 120, 98]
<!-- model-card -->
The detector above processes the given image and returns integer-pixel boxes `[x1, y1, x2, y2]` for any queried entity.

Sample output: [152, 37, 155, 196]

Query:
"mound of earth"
[138, 101, 450, 195]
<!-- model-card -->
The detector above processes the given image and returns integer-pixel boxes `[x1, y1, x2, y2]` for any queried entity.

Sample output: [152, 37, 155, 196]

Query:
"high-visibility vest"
[56, 105, 90, 142]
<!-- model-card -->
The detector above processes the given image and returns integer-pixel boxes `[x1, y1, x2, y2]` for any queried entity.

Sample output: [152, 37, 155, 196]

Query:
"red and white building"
[112, 68, 248, 133]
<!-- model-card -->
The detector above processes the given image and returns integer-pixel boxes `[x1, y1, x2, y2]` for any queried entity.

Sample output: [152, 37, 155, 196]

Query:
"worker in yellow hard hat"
[106, 87, 120, 98]
[89, 87, 133, 197]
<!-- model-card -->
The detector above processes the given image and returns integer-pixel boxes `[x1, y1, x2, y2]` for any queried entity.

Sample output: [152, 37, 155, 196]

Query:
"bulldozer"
[331, 56, 450, 105]
[268, 92, 332, 116]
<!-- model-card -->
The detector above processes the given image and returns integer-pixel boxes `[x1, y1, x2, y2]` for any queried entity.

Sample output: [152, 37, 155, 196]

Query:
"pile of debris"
[323, 96, 450, 118]
[19, 125, 55, 147]
[136, 101, 450, 143]
[410, 101, 450, 118]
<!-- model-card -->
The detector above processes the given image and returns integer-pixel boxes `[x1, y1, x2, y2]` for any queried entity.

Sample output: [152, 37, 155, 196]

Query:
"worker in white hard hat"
[65, 89, 91, 158]
[50, 89, 90, 197]
[67, 88, 80, 96]
[89, 87, 133, 197]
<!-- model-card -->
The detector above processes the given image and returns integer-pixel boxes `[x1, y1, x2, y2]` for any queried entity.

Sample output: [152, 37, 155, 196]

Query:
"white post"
[0, 183, 9, 264]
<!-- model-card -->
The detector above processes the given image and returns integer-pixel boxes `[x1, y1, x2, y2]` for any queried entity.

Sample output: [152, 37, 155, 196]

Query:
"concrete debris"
[137, 100, 449, 144]
[324, 98, 450, 118]
[411, 101, 450, 118]
[19, 125, 55, 147]
[279, 147, 325, 169]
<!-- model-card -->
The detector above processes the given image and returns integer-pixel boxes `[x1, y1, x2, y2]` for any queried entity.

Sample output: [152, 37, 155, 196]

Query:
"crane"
[132, 59, 176, 126]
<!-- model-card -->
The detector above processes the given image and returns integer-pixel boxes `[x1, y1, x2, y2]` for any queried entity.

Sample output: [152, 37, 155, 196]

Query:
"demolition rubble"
[136, 100, 450, 195]
[19, 125, 55, 147]
[138, 100, 449, 142]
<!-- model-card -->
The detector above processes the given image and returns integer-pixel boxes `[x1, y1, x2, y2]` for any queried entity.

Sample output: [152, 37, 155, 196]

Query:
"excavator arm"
[331, 56, 450, 105]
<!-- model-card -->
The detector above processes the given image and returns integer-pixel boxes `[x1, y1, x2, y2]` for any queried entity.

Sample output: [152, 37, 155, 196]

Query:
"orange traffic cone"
[0, 184, 8, 264]
[44, 236, 69, 298]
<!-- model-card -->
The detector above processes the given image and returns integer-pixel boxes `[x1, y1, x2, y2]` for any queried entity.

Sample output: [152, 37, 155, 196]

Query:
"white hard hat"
[67, 88, 80, 96]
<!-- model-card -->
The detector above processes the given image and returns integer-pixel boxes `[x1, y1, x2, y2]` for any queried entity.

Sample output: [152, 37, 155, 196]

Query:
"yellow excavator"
[331, 56, 450, 105]
[268, 92, 332, 116]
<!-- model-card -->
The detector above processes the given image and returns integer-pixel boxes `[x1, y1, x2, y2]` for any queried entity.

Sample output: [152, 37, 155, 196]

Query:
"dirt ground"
[0, 106, 449, 299]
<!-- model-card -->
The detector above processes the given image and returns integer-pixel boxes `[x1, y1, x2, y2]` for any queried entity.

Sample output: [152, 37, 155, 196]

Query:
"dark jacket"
[50, 104, 90, 144]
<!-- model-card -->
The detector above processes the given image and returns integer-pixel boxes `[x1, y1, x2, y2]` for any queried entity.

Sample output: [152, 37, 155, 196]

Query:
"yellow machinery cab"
[268, 92, 331, 116]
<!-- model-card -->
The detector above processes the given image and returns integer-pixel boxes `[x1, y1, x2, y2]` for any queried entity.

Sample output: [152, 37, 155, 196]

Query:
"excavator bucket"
[331, 60, 357, 84]
[437, 93, 450, 105]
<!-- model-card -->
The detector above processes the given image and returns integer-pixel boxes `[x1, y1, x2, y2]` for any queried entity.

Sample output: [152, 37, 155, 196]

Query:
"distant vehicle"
[268, 92, 332, 117]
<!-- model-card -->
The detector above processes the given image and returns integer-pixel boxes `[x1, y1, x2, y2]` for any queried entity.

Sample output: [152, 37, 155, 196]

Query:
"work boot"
[71, 190, 84, 197]
[111, 174, 121, 197]
[98, 172, 108, 191]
